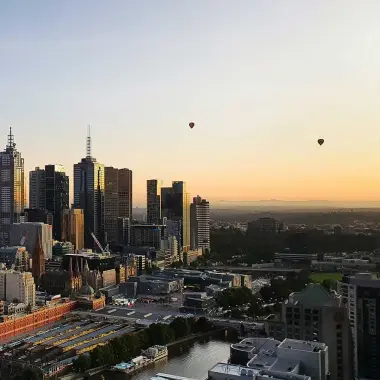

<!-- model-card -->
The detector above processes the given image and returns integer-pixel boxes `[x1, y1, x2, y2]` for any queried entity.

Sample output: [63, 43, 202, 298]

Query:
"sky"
[0, 0, 379, 206]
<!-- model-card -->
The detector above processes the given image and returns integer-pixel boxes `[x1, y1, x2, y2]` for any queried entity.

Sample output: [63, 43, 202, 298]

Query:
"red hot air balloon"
[189, 122, 195, 129]
[318, 139, 324, 146]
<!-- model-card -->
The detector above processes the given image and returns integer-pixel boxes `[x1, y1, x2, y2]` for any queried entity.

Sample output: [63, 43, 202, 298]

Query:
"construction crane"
[90, 232, 110, 256]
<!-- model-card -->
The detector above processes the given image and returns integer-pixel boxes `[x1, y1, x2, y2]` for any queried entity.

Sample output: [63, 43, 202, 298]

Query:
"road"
[197, 266, 301, 273]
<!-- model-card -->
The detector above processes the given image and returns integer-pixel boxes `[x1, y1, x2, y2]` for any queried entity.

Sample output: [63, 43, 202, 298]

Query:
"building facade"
[161, 181, 190, 250]
[338, 273, 380, 380]
[265, 283, 352, 380]
[62, 208, 84, 251]
[190, 195, 210, 252]
[44, 164, 69, 240]
[0, 270, 36, 307]
[0, 128, 25, 245]
[10, 222, 53, 259]
[104, 167, 133, 245]
[73, 133, 105, 249]
[29, 167, 45, 209]
[147, 179, 162, 225]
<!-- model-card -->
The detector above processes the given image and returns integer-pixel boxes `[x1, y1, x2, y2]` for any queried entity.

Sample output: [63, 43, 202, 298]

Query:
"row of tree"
[210, 228, 378, 263]
[72, 317, 213, 373]
[215, 271, 311, 318]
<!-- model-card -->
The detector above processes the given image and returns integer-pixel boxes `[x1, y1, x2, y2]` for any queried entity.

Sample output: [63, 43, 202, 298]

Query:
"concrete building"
[44, 164, 69, 240]
[229, 337, 328, 380]
[62, 208, 84, 250]
[0, 128, 25, 245]
[10, 222, 53, 259]
[73, 127, 105, 249]
[0, 270, 36, 307]
[265, 283, 352, 380]
[147, 179, 162, 225]
[161, 181, 190, 250]
[29, 167, 45, 209]
[190, 195, 210, 252]
[338, 273, 380, 380]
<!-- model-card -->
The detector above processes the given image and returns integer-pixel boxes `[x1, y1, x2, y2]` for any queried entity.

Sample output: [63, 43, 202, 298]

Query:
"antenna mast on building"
[7, 126, 15, 149]
[86, 124, 92, 159]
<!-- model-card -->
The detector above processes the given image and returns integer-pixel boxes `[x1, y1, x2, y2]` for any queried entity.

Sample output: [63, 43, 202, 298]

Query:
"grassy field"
[309, 272, 343, 283]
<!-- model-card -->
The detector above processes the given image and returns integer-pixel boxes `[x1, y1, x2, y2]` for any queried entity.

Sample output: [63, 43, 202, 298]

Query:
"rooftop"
[209, 362, 260, 377]
[231, 337, 280, 354]
[278, 338, 327, 353]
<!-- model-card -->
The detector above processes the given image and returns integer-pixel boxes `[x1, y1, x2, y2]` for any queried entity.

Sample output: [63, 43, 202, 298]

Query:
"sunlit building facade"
[0, 128, 25, 246]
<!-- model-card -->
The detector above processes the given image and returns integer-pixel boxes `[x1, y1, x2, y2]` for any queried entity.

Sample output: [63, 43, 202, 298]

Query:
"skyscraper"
[45, 164, 69, 240]
[73, 127, 105, 249]
[147, 179, 162, 225]
[338, 273, 380, 379]
[104, 167, 133, 244]
[118, 168, 132, 220]
[161, 181, 190, 250]
[190, 195, 210, 252]
[0, 128, 25, 245]
[104, 167, 119, 244]
[29, 167, 45, 209]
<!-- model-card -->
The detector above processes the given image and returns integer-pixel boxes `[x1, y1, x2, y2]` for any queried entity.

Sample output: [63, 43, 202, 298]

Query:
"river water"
[129, 338, 231, 380]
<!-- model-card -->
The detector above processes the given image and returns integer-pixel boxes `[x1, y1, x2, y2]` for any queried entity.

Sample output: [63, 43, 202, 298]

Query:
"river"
[104, 338, 231, 380]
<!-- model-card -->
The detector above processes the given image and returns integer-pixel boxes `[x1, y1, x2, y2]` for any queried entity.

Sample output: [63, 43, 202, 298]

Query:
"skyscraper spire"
[86, 124, 92, 159]
[7, 126, 15, 149]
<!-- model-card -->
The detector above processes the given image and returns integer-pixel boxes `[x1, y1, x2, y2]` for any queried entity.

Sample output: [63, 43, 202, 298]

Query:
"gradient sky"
[0, 1, 379, 206]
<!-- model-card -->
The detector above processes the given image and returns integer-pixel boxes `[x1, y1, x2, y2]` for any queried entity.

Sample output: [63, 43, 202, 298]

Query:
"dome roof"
[79, 284, 94, 297]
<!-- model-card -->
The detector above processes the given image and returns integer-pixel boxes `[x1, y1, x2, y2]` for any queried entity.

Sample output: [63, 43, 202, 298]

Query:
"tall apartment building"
[266, 283, 352, 380]
[29, 167, 45, 209]
[0, 270, 36, 307]
[104, 167, 133, 244]
[73, 128, 105, 249]
[338, 273, 380, 380]
[44, 165, 69, 240]
[190, 195, 210, 252]
[62, 209, 84, 251]
[0, 128, 25, 245]
[147, 179, 162, 225]
[161, 181, 190, 250]
[10, 222, 53, 259]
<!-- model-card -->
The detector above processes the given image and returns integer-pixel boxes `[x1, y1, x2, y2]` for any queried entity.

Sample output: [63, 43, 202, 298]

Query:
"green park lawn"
[309, 272, 343, 283]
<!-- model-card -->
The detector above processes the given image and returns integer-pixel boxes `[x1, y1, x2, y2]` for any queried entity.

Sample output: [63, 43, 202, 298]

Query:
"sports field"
[309, 272, 343, 283]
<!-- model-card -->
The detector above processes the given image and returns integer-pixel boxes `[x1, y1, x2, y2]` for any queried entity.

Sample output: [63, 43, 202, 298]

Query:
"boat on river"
[143, 345, 168, 361]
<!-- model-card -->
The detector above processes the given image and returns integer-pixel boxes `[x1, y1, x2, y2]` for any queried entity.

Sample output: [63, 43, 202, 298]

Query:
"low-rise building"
[229, 337, 329, 380]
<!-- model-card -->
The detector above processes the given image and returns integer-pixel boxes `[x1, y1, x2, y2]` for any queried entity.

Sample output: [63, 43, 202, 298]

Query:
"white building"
[190, 195, 210, 252]
[10, 222, 53, 259]
[0, 270, 36, 307]
[229, 337, 329, 380]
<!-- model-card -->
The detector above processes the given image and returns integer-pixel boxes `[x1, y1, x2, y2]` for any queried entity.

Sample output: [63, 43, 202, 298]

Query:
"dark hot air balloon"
[318, 139, 324, 146]
[189, 122, 195, 129]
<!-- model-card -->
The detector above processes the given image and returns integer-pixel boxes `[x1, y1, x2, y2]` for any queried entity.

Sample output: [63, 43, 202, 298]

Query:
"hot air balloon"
[318, 139, 324, 146]
[189, 122, 195, 129]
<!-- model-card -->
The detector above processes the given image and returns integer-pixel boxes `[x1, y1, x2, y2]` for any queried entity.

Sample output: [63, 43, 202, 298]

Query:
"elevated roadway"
[197, 266, 301, 274]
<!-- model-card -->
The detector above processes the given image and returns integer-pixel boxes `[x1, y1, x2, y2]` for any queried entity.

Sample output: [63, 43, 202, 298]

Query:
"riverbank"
[167, 328, 227, 348]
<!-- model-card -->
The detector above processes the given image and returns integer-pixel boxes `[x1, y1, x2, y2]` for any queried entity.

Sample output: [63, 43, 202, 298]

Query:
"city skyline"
[1, 1, 379, 204]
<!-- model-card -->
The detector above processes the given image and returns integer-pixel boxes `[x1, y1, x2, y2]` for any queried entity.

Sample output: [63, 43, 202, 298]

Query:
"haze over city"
[0, 0, 379, 206]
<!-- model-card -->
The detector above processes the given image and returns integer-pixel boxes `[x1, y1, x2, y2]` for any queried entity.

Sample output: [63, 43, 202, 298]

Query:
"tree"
[25, 304, 32, 314]
[72, 354, 91, 373]
[170, 317, 190, 339]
